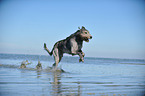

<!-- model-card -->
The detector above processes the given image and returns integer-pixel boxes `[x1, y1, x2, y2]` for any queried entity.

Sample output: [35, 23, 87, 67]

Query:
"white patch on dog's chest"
[70, 38, 78, 53]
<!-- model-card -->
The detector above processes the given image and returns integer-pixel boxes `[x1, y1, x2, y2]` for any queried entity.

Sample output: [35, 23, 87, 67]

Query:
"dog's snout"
[90, 36, 92, 39]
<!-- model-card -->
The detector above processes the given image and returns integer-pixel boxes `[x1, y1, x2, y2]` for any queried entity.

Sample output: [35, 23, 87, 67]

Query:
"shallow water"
[0, 54, 145, 96]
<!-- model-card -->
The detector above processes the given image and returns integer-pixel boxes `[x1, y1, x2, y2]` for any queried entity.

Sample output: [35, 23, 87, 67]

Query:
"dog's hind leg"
[52, 48, 63, 70]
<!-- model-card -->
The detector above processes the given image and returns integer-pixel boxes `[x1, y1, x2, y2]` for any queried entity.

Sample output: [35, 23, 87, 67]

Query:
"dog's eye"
[85, 32, 87, 34]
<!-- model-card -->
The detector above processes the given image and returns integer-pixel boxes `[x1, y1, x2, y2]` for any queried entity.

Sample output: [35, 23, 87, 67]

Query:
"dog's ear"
[78, 27, 80, 29]
[81, 26, 85, 30]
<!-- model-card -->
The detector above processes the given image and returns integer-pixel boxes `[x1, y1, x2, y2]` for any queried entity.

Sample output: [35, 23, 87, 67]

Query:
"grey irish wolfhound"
[44, 26, 92, 70]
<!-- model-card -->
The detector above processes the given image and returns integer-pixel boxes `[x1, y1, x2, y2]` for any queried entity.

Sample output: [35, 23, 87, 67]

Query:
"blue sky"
[0, 0, 145, 59]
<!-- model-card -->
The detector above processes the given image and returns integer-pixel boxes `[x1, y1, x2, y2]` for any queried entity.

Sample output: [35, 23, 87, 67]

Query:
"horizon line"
[0, 52, 144, 60]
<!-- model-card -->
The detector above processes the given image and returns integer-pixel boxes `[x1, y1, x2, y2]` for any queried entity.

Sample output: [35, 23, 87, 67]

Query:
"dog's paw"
[79, 59, 84, 62]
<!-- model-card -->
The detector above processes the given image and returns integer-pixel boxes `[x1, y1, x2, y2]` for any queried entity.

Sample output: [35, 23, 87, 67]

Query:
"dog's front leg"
[78, 52, 84, 62]
[81, 51, 85, 57]
[78, 50, 85, 57]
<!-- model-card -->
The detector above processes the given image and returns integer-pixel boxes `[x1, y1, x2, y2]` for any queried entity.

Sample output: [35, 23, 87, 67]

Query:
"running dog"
[44, 26, 92, 70]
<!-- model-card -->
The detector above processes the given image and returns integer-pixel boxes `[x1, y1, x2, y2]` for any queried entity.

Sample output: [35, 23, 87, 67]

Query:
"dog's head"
[79, 26, 92, 42]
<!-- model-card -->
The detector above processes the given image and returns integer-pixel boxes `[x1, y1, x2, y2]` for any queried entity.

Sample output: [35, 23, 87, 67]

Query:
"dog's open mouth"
[84, 38, 89, 42]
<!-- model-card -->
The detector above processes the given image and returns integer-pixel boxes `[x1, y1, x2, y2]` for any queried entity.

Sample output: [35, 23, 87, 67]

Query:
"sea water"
[0, 54, 145, 96]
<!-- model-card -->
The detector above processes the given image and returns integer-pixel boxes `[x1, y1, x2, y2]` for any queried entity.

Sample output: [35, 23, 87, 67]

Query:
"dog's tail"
[44, 43, 53, 56]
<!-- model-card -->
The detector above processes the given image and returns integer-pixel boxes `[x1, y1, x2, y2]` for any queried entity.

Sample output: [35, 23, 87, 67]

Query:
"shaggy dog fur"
[44, 26, 92, 70]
